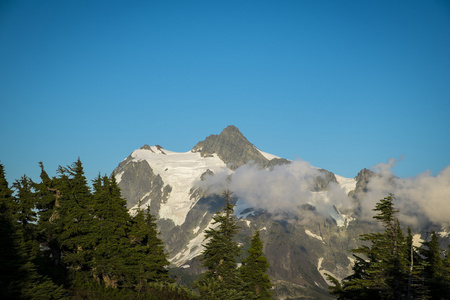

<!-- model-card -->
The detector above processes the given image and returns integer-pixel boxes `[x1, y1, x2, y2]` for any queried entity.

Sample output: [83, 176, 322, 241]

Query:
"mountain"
[112, 125, 449, 299]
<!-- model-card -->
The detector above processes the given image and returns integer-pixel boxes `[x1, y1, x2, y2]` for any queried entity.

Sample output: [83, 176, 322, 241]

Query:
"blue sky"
[1, 0, 449, 184]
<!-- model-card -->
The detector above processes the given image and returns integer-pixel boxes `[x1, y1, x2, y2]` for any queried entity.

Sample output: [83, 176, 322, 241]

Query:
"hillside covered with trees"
[0, 160, 272, 299]
[1, 159, 449, 299]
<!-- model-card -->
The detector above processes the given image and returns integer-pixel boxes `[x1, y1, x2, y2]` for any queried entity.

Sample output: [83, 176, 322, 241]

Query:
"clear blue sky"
[1, 0, 449, 184]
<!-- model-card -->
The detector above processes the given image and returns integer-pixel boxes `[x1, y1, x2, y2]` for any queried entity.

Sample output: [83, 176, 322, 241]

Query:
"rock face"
[113, 157, 171, 214]
[111, 126, 449, 300]
[349, 168, 374, 199]
[192, 125, 269, 169]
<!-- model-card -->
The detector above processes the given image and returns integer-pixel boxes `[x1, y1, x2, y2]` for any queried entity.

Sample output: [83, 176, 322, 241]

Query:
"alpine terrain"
[112, 125, 449, 299]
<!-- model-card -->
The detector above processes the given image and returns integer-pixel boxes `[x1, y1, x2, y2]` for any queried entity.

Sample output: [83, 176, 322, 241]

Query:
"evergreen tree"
[90, 174, 133, 289]
[418, 231, 449, 299]
[328, 194, 409, 299]
[240, 230, 273, 299]
[0, 164, 64, 299]
[52, 158, 95, 285]
[195, 190, 244, 299]
[126, 202, 171, 291]
[35, 161, 58, 224]
[0, 163, 24, 298]
[12, 175, 39, 257]
[444, 244, 450, 295]
[33, 161, 70, 287]
[404, 227, 429, 300]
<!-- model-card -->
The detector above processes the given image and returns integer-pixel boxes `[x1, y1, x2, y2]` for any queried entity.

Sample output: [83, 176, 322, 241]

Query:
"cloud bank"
[362, 160, 450, 227]
[195, 158, 450, 227]
[196, 160, 353, 215]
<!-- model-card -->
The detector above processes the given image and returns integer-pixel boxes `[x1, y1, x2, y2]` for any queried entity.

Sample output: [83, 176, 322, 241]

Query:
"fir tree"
[90, 174, 134, 289]
[404, 227, 429, 300]
[0, 163, 23, 298]
[240, 230, 273, 299]
[418, 231, 449, 299]
[12, 175, 40, 257]
[328, 194, 409, 299]
[126, 202, 171, 291]
[0, 164, 64, 299]
[52, 159, 95, 285]
[195, 190, 244, 299]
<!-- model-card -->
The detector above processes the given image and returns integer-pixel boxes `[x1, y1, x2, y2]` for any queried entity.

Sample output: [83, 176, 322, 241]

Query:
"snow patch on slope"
[114, 171, 124, 184]
[305, 230, 325, 243]
[170, 218, 217, 266]
[256, 148, 280, 161]
[438, 231, 449, 238]
[129, 147, 228, 225]
[318, 257, 336, 285]
[335, 174, 357, 195]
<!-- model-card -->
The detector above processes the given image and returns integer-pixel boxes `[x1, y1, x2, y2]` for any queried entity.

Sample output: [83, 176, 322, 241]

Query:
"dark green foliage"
[195, 190, 246, 299]
[71, 281, 200, 299]
[0, 165, 25, 299]
[404, 227, 429, 299]
[196, 191, 274, 299]
[418, 231, 449, 299]
[126, 202, 172, 290]
[53, 159, 96, 284]
[0, 164, 64, 299]
[240, 230, 273, 299]
[89, 174, 132, 289]
[348, 194, 409, 299]
[327, 194, 408, 299]
[0, 159, 200, 298]
[327, 194, 450, 300]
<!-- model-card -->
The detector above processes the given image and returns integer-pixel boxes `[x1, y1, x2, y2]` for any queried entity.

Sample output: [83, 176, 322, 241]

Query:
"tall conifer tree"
[53, 158, 95, 284]
[328, 194, 409, 299]
[240, 230, 273, 299]
[195, 190, 244, 299]
[90, 174, 132, 288]
[418, 231, 449, 299]
[0, 164, 64, 299]
[126, 203, 171, 291]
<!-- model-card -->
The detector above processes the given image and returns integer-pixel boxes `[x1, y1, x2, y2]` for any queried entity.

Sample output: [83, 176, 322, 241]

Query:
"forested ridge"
[1, 159, 449, 299]
[0, 160, 272, 299]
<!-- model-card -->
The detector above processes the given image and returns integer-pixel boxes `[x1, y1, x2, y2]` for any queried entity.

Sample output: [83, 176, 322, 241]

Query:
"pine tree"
[0, 163, 64, 299]
[87, 174, 172, 291]
[0, 163, 24, 298]
[444, 244, 450, 296]
[195, 190, 244, 299]
[418, 231, 449, 299]
[404, 227, 429, 300]
[12, 175, 39, 257]
[240, 230, 273, 299]
[90, 174, 134, 289]
[52, 158, 95, 286]
[328, 194, 409, 299]
[126, 202, 171, 291]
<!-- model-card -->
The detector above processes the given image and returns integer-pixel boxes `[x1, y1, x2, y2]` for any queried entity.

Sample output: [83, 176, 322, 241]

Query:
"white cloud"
[195, 158, 450, 227]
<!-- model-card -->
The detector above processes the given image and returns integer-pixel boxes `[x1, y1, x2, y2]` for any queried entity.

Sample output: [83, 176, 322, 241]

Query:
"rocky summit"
[112, 125, 449, 299]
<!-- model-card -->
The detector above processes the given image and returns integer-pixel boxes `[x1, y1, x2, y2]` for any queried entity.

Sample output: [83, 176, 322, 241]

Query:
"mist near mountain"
[197, 157, 450, 227]
[363, 159, 450, 227]
[112, 125, 449, 299]
[196, 159, 353, 214]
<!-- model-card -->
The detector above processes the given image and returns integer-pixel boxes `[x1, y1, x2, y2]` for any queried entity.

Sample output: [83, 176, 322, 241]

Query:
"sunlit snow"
[305, 229, 325, 243]
[335, 174, 357, 195]
[318, 257, 337, 284]
[413, 234, 424, 247]
[170, 218, 217, 266]
[256, 147, 280, 161]
[128, 146, 228, 225]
